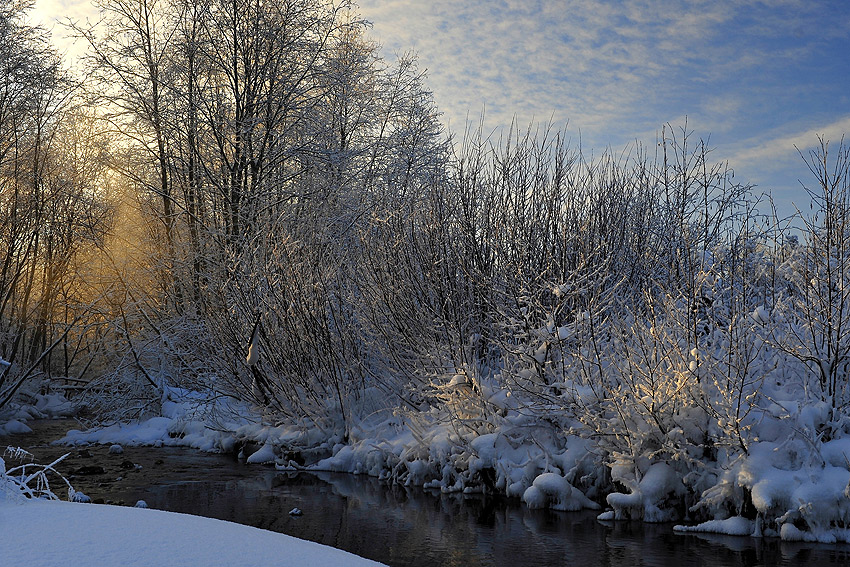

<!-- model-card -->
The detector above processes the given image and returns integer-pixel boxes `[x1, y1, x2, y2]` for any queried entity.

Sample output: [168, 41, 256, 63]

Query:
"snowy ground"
[0, 497, 385, 567]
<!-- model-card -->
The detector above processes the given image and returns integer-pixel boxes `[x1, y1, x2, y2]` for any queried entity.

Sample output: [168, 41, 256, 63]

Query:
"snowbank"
[57, 387, 252, 453]
[246, 442, 276, 464]
[0, 419, 33, 435]
[25, 375, 850, 546]
[0, 498, 385, 567]
[0, 391, 77, 433]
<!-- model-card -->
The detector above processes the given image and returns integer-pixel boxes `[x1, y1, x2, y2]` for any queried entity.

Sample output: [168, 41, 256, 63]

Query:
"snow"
[447, 373, 470, 387]
[674, 516, 755, 536]
[0, 391, 77, 436]
[246, 442, 277, 464]
[0, 498, 385, 567]
[0, 419, 33, 435]
[522, 472, 600, 511]
[752, 305, 770, 324]
[822, 437, 850, 468]
[607, 462, 686, 522]
[8, 344, 850, 547]
[246, 342, 259, 365]
[70, 491, 92, 503]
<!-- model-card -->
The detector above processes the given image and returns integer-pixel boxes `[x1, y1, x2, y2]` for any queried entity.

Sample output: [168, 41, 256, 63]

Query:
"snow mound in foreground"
[0, 498, 385, 567]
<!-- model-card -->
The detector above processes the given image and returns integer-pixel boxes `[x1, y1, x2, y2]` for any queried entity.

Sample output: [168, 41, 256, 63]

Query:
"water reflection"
[111, 471, 850, 567]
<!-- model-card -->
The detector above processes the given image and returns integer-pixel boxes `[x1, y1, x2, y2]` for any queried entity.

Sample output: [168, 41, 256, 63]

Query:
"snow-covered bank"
[1, 413, 383, 566]
[0, 391, 77, 435]
[43, 379, 850, 546]
[9, 347, 850, 549]
[0, 498, 385, 567]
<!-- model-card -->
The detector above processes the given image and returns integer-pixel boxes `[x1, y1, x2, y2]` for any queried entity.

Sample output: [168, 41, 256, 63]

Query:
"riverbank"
[2, 413, 385, 567]
[7, 419, 850, 567]
[6, 384, 850, 546]
[45, 385, 850, 544]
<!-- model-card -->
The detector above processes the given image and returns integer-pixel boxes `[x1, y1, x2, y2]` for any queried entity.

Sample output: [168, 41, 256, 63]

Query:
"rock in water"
[108, 444, 124, 455]
[289, 508, 303, 516]
[71, 491, 92, 503]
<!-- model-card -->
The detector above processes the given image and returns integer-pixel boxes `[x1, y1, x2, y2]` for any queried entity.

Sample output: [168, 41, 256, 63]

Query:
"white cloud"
[358, 0, 796, 145]
[16, 0, 848, 222]
[732, 116, 850, 169]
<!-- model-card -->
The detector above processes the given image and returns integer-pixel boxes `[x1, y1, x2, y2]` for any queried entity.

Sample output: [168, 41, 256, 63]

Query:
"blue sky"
[356, 0, 850, 222]
[33, 0, 850, 221]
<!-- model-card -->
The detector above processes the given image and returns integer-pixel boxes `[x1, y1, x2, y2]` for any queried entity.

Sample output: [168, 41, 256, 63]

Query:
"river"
[4, 419, 850, 566]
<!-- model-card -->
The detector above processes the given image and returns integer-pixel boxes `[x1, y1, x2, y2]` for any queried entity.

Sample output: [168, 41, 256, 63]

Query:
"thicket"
[3, 0, 850, 528]
[0, 0, 114, 410]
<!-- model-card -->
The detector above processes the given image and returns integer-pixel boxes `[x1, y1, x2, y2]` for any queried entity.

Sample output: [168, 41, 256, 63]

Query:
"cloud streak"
[732, 115, 850, 169]
[364, 3, 843, 117]
[357, 0, 850, 216]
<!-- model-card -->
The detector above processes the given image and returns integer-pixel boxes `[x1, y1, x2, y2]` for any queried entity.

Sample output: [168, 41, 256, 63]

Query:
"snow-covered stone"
[246, 443, 276, 465]
[522, 473, 599, 512]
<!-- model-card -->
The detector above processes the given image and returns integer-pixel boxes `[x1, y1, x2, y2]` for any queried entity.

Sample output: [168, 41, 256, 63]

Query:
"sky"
[29, 0, 850, 222]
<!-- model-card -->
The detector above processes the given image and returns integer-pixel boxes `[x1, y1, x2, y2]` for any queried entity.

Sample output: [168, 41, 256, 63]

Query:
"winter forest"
[4, 0, 850, 547]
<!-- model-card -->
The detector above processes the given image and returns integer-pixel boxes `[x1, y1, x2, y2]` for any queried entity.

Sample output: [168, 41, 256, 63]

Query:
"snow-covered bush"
[1, 447, 79, 503]
[772, 139, 850, 432]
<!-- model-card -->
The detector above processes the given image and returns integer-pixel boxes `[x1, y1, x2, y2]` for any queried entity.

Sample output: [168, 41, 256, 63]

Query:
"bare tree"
[0, 1, 115, 409]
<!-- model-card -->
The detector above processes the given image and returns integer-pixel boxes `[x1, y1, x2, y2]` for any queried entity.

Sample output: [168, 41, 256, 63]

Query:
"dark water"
[6, 420, 850, 567]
